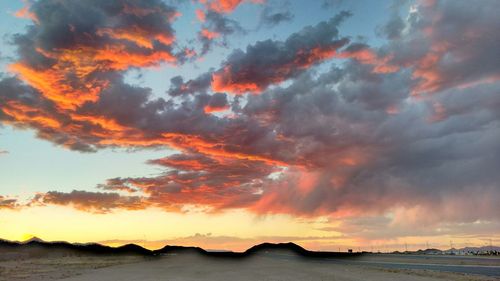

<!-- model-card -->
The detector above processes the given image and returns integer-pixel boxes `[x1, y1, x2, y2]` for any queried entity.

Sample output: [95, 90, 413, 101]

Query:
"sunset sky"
[0, 0, 499, 252]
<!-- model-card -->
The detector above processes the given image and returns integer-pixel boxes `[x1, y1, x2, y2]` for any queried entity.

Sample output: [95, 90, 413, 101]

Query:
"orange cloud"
[14, 1, 39, 23]
[208, 0, 243, 13]
[9, 62, 107, 110]
[340, 46, 399, 74]
[195, 9, 206, 22]
[96, 27, 175, 49]
[2, 100, 61, 129]
[294, 47, 337, 68]
[200, 29, 221, 40]
[410, 43, 449, 95]
[204, 104, 230, 113]
[160, 133, 288, 167]
[203, 0, 264, 14]
[90, 150, 282, 212]
[211, 66, 262, 94]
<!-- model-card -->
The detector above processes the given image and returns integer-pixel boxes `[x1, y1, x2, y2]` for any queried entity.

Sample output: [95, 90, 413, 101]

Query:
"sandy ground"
[1, 252, 497, 281]
[0, 255, 146, 281]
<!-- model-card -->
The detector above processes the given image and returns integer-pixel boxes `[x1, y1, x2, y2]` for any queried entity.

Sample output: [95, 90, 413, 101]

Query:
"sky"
[0, 0, 499, 252]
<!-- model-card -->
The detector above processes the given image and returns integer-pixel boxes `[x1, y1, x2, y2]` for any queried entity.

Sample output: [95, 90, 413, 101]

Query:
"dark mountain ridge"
[0, 238, 360, 259]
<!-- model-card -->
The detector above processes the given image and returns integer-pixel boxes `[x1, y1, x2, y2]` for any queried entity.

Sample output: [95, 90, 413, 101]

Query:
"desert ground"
[1, 249, 499, 281]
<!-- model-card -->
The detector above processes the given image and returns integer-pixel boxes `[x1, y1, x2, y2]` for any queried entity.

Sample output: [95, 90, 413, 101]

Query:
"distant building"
[348, 249, 353, 253]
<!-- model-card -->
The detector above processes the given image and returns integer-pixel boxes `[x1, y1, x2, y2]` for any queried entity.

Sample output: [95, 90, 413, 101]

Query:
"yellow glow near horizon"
[1, 206, 498, 252]
[20, 233, 35, 241]
[0, 206, 341, 250]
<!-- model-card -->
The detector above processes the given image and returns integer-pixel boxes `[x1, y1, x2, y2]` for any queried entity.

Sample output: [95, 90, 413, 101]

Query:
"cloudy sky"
[0, 0, 499, 251]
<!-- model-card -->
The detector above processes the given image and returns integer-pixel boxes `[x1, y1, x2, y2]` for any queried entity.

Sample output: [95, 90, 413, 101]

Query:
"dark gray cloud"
[212, 12, 352, 94]
[383, 0, 500, 94]
[375, 1, 408, 40]
[321, 0, 344, 9]
[205, 11, 245, 36]
[205, 92, 229, 112]
[258, 2, 294, 28]
[167, 72, 213, 96]
[31, 190, 146, 213]
[242, 58, 500, 222]
[198, 11, 245, 56]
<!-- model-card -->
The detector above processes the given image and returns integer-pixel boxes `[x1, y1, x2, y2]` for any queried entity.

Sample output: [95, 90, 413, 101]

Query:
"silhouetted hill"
[153, 245, 245, 258]
[0, 238, 361, 259]
[414, 248, 442, 254]
[22, 236, 44, 243]
[153, 242, 361, 259]
[245, 242, 361, 258]
[245, 242, 307, 254]
[154, 245, 208, 255]
[116, 243, 151, 255]
[0, 238, 151, 258]
[0, 238, 18, 248]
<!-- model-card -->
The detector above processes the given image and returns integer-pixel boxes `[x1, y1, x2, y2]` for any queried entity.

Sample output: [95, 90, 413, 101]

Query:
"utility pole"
[405, 242, 408, 253]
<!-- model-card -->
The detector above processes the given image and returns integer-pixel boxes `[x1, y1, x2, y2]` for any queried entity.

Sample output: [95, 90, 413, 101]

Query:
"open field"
[0, 255, 146, 281]
[0, 249, 498, 281]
